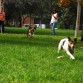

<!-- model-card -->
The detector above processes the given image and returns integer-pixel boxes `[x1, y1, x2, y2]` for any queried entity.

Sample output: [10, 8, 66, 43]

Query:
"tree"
[4, 0, 39, 27]
[4, 0, 53, 27]
[75, 0, 81, 38]
[58, 0, 77, 29]
[58, 0, 83, 38]
[80, 0, 83, 41]
[4, 0, 25, 27]
[58, 0, 70, 7]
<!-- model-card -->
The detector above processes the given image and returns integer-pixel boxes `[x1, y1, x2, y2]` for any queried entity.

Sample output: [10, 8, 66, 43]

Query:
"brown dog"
[27, 25, 36, 37]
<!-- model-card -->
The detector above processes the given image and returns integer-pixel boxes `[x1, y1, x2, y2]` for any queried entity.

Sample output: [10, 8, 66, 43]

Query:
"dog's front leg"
[66, 51, 75, 59]
[58, 43, 62, 53]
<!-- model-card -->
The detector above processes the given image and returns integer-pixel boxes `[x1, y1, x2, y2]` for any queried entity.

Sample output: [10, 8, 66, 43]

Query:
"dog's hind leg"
[58, 44, 62, 53]
[58, 41, 63, 53]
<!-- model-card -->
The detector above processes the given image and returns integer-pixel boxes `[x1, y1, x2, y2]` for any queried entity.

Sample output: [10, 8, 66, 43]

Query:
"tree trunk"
[19, 9, 23, 27]
[30, 13, 31, 26]
[39, 14, 42, 29]
[75, 0, 81, 38]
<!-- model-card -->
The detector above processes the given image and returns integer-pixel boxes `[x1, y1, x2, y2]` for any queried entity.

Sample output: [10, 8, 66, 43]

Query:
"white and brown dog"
[58, 37, 77, 59]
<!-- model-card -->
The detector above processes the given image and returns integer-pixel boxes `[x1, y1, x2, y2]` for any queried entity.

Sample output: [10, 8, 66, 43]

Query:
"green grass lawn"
[0, 27, 83, 83]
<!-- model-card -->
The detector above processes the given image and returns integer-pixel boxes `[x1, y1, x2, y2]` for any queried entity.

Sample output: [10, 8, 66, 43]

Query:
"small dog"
[58, 37, 77, 59]
[27, 25, 36, 37]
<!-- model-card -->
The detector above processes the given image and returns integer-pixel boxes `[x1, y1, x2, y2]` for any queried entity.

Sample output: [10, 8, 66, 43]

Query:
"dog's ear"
[74, 38, 77, 43]
[34, 27, 36, 30]
[68, 37, 71, 41]
[29, 26, 31, 29]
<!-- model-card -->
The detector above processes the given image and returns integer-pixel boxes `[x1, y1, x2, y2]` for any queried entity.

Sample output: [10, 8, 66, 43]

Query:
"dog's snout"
[71, 44, 74, 48]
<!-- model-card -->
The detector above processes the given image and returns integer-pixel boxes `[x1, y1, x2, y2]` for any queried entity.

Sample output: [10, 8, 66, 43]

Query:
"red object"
[0, 6, 5, 21]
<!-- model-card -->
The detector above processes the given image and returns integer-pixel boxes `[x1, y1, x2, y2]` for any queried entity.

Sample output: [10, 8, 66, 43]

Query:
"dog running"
[58, 37, 77, 59]
[27, 25, 36, 37]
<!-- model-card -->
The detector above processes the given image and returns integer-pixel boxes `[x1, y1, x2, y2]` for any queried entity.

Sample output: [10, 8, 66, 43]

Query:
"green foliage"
[58, 6, 77, 29]
[0, 28, 82, 82]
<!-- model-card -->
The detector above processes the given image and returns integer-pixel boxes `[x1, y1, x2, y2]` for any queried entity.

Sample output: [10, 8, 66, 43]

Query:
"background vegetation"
[3, 0, 83, 29]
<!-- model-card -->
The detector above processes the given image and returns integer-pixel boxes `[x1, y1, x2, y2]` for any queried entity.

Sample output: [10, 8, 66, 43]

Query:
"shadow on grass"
[5, 27, 76, 37]
[0, 34, 59, 47]
[0, 28, 76, 47]
[56, 29, 75, 37]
